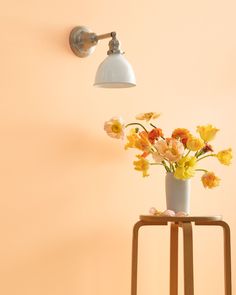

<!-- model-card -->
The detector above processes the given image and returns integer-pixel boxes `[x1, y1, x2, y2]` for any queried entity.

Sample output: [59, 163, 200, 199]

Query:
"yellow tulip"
[216, 148, 233, 165]
[174, 156, 197, 180]
[196, 124, 219, 142]
[186, 136, 204, 151]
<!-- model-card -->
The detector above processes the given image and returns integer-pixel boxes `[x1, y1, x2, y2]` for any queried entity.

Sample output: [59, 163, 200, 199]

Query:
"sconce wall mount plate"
[69, 26, 97, 58]
[69, 25, 136, 88]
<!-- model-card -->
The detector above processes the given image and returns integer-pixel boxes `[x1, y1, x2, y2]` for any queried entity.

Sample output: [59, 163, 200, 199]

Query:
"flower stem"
[195, 169, 208, 173]
[184, 150, 191, 157]
[197, 154, 216, 162]
[195, 150, 205, 158]
[150, 123, 157, 128]
[125, 122, 148, 133]
[162, 160, 171, 172]
[170, 163, 175, 172]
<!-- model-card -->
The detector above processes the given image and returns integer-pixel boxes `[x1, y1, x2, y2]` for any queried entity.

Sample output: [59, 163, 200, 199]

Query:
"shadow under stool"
[131, 215, 232, 295]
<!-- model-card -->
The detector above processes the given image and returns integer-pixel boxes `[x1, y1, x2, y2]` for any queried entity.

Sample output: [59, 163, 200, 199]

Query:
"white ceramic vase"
[165, 173, 191, 214]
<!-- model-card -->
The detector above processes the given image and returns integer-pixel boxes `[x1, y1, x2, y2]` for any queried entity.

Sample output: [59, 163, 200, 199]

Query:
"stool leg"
[131, 221, 167, 295]
[220, 221, 232, 295]
[182, 222, 194, 295]
[131, 221, 143, 295]
[170, 223, 179, 295]
[195, 221, 232, 295]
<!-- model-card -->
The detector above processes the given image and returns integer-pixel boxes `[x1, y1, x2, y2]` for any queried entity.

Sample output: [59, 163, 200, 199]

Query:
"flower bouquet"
[104, 112, 232, 215]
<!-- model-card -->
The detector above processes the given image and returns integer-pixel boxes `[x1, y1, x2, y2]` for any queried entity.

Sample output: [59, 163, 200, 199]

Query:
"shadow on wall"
[48, 126, 125, 164]
[0, 229, 130, 295]
[0, 123, 124, 165]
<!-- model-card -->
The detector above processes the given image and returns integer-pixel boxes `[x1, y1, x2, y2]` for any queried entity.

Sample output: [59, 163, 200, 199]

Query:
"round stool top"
[140, 215, 222, 223]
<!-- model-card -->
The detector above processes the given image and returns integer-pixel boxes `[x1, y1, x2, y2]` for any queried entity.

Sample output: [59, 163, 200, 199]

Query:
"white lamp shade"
[94, 54, 136, 88]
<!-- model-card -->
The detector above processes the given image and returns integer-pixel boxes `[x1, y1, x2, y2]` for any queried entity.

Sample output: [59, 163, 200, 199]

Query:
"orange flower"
[172, 128, 190, 146]
[125, 129, 152, 157]
[148, 128, 164, 144]
[133, 155, 150, 177]
[135, 112, 161, 122]
[201, 172, 220, 188]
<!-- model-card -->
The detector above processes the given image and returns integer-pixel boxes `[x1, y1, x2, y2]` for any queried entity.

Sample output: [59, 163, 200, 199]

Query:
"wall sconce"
[69, 26, 136, 88]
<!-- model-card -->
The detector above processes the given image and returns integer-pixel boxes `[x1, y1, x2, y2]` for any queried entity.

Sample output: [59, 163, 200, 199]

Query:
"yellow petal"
[196, 124, 219, 142]
[217, 148, 233, 165]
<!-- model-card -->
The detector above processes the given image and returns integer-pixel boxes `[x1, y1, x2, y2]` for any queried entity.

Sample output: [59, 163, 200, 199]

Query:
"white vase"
[165, 173, 191, 214]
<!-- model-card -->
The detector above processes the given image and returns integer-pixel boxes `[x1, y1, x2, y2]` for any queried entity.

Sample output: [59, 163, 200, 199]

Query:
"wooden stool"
[131, 216, 232, 295]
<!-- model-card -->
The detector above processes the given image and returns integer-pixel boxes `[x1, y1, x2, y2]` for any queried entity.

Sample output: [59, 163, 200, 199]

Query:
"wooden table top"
[140, 215, 222, 222]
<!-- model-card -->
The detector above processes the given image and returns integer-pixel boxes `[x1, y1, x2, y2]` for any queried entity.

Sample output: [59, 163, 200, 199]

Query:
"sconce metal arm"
[96, 32, 116, 41]
[69, 26, 119, 57]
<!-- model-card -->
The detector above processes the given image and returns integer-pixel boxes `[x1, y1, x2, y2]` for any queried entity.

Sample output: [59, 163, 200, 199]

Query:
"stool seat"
[131, 214, 231, 295]
[140, 215, 222, 223]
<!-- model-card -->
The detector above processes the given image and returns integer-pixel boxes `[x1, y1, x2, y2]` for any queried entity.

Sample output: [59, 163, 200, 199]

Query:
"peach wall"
[0, 1, 235, 294]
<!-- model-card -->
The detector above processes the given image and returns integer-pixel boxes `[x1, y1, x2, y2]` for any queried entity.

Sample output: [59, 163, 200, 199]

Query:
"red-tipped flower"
[148, 128, 163, 144]
[202, 143, 214, 153]
[172, 128, 190, 147]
